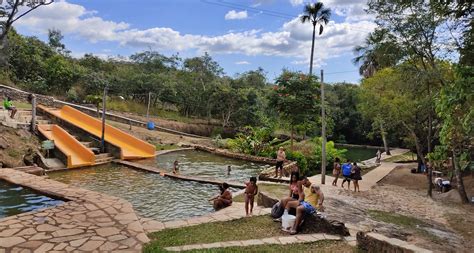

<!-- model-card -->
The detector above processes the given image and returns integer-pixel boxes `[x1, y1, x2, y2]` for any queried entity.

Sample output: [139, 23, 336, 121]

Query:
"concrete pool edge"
[0, 169, 149, 251]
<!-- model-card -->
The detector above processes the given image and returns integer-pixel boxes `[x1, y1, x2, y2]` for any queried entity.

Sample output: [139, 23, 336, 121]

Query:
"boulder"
[299, 214, 350, 236]
[257, 191, 279, 208]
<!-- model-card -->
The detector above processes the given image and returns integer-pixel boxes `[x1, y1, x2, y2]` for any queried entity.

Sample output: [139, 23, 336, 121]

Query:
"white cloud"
[224, 10, 248, 20]
[235, 61, 251, 65]
[289, 0, 304, 6]
[14, 1, 376, 69]
[319, 0, 374, 22]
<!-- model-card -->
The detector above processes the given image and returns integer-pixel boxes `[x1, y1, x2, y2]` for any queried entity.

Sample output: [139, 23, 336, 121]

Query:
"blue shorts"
[300, 201, 316, 215]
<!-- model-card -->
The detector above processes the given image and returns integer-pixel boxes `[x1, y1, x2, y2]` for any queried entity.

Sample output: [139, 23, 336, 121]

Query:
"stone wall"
[357, 232, 432, 253]
[193, 144, 278, 165]
[0, 84, 54, 106]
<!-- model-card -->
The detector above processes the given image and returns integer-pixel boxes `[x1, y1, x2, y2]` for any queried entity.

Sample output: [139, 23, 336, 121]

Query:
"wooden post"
[146, 91, 152, 120]
[321, 69, 326, 184]
[100, 86, 108, 153]
[30, 94, 37, 132]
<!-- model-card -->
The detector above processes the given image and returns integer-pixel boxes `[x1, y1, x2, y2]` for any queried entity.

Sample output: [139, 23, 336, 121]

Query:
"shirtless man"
[275, 147, 286, 178]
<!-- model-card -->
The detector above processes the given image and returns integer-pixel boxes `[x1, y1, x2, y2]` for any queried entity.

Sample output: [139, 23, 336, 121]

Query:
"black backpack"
[271, 201, 284, 218]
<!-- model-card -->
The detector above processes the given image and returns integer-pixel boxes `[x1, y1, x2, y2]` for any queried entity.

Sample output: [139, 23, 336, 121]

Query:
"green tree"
[436, 66, 473, 203]
[269, 71, 320, 149]
[300, 2, 331, 75]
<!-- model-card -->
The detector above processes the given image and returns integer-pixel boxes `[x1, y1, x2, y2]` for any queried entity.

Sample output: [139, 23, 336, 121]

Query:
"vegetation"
[152, 241, 356, 253]
[145, 216, 284, 249]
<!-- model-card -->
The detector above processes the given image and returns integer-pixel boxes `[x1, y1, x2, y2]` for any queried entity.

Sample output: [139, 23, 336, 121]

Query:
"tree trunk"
[427, 82, 432, 153]
[453, 151, 469, 203]
[309, 23, 316, 75]
[290, 125, 294, 151]
[414, 133, 431, 197]
[379, 121, 391, 155]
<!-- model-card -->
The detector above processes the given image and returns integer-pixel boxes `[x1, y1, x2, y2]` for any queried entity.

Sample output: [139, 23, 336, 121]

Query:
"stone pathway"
[0, 169, 149, 252]
[140, 202, 271, 234]
[164, 233, 342, 252]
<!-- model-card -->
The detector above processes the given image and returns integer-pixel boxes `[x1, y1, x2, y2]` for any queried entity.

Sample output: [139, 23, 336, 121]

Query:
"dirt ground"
[329, 165, 474, 253]
[0, 125, 39, 168]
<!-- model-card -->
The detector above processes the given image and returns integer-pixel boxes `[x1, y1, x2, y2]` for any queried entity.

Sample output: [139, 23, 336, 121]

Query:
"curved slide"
[38, 105, 156, 160]
[38, 124, 95, 168]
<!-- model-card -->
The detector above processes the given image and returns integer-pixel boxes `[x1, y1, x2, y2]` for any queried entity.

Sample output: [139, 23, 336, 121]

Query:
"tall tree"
[300, 2, 331, 75]
[269, 71, 320, 149]
[0, 0, 53, 64]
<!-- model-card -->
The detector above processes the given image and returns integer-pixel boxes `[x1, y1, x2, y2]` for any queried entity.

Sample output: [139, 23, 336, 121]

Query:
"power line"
[200, 0, 375, 34]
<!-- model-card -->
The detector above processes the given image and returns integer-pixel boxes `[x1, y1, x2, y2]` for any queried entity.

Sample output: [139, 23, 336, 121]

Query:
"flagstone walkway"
[140, 202, 271, 234]
[0, 169, 148, 252]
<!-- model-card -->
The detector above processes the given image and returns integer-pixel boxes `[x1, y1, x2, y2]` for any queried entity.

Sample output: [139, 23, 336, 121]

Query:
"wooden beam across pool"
[115, 160, 246, 189]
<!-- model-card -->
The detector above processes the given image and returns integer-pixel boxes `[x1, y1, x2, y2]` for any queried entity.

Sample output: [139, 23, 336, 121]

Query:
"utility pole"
[146, 91, 152, 120]
[100, 85, 108, 153]
[321, 69, 327, 184]
[30, 94, 36, 133]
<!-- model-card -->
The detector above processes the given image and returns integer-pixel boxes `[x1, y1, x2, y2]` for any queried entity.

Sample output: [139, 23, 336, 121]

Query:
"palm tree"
[300, 2, 331, 75]
[352, 29, 402, 78]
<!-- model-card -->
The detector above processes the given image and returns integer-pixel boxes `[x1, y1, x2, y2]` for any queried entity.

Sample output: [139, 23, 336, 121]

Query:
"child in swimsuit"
[244, 177, 258, 216]
[173, 160, 179, 174]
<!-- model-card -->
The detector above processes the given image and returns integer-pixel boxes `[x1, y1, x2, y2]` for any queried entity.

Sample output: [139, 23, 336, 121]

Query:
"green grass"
[156, 143, 179, 151]
[7, 149, 20, 158]
[13, 101, 32, 109]
[384, 152, 416, 163]
[146, 240, 356, 253]
[145, 216, 286, 251]
[107, 99, 208, 124]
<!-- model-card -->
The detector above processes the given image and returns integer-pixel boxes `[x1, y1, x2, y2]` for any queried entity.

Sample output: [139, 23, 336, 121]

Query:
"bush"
[312, 137, 346, 172]
[286, 150, 308, 176]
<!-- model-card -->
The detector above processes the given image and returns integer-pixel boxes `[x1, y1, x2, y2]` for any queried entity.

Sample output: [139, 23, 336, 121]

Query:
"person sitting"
[289, 172, 300, 200]
[211, 183, 232, 211]
[283, 184, 324, 235]
[3, 97, 17, 119]
[274, 176, 307, 221]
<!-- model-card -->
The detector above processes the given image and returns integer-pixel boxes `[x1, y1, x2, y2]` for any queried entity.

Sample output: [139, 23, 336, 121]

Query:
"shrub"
[286, 150, 308, 175]
[312, 137, 346, 172]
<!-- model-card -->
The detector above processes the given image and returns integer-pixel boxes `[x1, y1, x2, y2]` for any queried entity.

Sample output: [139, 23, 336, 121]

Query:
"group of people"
[273, 173, 324, 235]
[210, 176, 258, 217]
[331, 158, 362, 192]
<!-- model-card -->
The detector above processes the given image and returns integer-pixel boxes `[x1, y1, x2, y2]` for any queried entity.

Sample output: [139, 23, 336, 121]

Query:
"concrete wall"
[357, 232, 432, 253]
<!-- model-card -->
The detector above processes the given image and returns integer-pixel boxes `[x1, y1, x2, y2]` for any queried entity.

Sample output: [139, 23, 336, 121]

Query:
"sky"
[13, 0, 377, 83]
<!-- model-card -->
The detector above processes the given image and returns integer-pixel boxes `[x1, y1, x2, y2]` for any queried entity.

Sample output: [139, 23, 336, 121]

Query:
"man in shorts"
[341, 160, 352, 190]
[283, 181, 324, 234]
[275, 147, 286, 178]
[3, 97, 17, 119]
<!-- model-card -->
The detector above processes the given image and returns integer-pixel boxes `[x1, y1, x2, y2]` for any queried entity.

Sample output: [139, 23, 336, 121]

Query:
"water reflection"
[49, 166, 225, 221]
[0, 180, 64, 218]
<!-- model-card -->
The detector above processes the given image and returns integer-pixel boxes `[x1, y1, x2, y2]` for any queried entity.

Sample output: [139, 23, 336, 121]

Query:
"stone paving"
[164, 232, 342, 252]
[0, 169, 149, 252]
[140, 202, 271, 234]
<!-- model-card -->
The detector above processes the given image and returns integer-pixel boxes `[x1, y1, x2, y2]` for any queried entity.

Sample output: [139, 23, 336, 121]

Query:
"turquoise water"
[343, 147, 378, 162]
[0, 180, 64, 219]
[48, 165, 228, 222]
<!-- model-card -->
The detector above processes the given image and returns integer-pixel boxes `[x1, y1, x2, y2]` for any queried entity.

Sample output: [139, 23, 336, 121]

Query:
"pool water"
[0, 180, 64, 219]
[48, 165, 228, 222]
[343, 147, 378, 162]
[151, 150, 268, 182]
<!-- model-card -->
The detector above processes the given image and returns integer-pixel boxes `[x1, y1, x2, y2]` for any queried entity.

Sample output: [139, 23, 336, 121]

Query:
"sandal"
[289, 229, 297, 235]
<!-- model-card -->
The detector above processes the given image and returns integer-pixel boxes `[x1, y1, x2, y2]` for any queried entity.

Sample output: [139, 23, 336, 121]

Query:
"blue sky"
[14, 0, 376, 83]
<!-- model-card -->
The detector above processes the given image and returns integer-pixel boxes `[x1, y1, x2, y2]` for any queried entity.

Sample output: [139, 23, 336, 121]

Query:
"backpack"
[271, 201, 284, 218]
[342, 163, 352, 176]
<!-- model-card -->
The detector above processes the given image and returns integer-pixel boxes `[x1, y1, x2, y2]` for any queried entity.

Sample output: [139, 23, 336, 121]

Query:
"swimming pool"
[342, 147, 378, 162]
[151, 149, 268, 182]
[0, 180, 64, 219]
[48, 165, 229, 222]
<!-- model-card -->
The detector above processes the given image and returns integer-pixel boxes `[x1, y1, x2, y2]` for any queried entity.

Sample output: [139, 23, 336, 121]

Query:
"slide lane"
[38, 124, 95, 168]
[38, 105, 156, 160]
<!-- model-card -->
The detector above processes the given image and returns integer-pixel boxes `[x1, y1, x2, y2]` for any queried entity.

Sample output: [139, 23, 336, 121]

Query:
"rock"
[299, 214, 350, 236]
[0, 136, 9, 149]
[257, 191, 278, 208]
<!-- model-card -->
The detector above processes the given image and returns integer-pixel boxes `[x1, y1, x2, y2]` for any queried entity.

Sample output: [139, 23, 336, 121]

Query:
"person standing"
[172, 160, 179, 174]
[332, 158, 341, 186]
[275, 147, 286, 178]
[341, 160, 352, 190]
[351, 162, 362, 192]
[244, 177, 258, 216]
[3, 97, 17, 119]
[375, 149, 382, 163]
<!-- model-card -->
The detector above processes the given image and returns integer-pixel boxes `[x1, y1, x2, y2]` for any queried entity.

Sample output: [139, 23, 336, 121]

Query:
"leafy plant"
[312, 137, 346, 171]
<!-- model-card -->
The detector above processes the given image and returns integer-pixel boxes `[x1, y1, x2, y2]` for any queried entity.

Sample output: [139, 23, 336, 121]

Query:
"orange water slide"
[38, 124, 95, 168]
[38, 105, 156, 160]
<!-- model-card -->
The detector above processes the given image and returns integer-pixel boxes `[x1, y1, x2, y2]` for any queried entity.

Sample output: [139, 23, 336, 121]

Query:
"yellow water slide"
[38, 105, 156, 160]
[38, 124, 95, 168]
